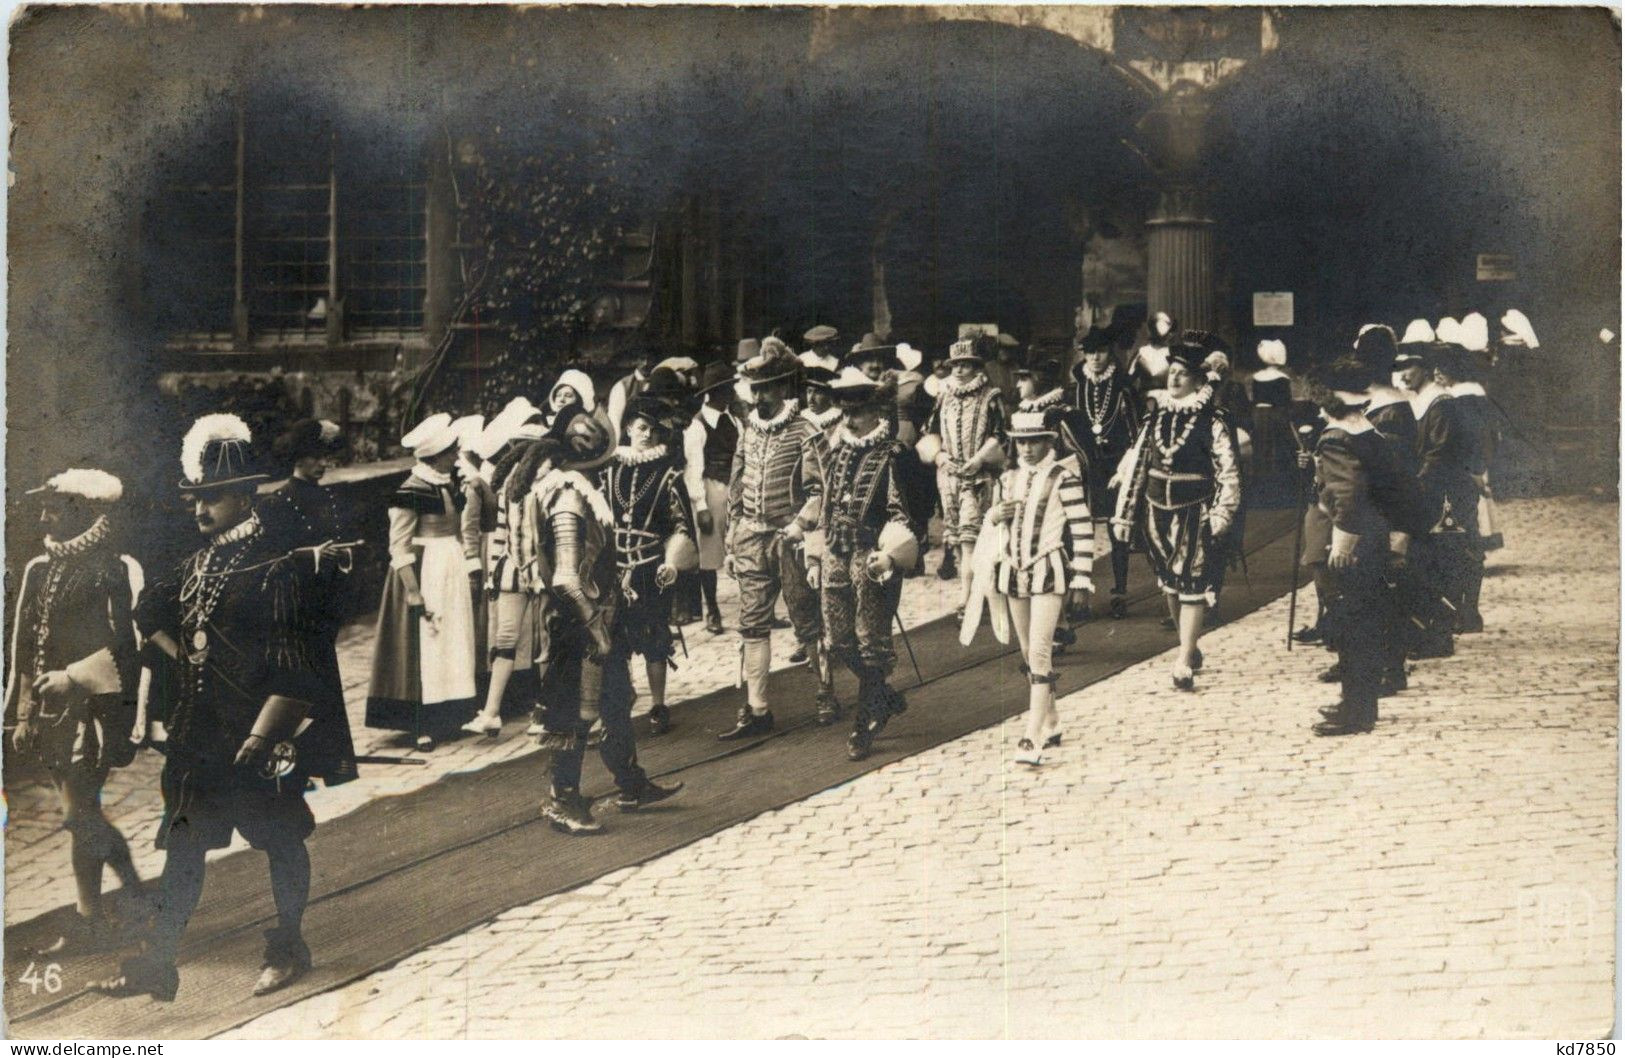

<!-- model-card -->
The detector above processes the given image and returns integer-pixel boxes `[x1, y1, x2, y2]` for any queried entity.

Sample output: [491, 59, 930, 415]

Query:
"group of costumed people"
[8, 414, 361, 1000]
[6, 306, 1517, 1003]
[1291, 317, 1508, 738]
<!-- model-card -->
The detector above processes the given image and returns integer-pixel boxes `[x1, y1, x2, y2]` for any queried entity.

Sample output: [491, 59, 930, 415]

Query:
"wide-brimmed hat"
[845, 334, 902, 371]
[1351, 327, 1396, 373]
[28, 468, 123, 503]
[695, 360, 736, 396]
[1007, 408, 1061, 439]
[1309, 355, 1379, 400]
[800, 348, 839, 389]
[740, 336, 801, 385]
[180, 412, 269, 492]
[274, 418, 345, 463]
[828, 366, 895, 405]
[626, 368, 693, 433]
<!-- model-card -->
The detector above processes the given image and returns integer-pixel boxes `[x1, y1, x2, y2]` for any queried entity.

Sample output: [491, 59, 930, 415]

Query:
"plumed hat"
[545, 406, 616, 471]
[1458, 312, 1490, 353]
[944, 338, 983, 365]
[473, 397, 541, 461]
[1501, 309, 1539, 349]
[274, 418, 344, 463]
[1257, 339, 1288, 367]
[1399, 319, 1436, 345]
[740, 336, 802, 385]
[28, 468, 123, 503]
[401, 412, 460, 460]
[1166, 339, 1209, 374]
[180, 413, 268, 492]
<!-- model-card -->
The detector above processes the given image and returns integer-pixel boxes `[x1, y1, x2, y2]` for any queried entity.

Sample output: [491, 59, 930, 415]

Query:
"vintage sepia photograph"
[3, 2, 1619, 1040]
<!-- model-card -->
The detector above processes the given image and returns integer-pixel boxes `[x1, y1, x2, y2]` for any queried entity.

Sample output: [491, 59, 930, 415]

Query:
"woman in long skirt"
[1112, 341, 1242, 691]
[366, 413, 478, 750]
[985, 408, 1094, 766]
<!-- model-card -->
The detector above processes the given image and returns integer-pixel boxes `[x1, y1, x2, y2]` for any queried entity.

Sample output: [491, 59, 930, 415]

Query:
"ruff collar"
[835, 418, 892, 450]
[802, 405, 842, 430]
[532, 467, 615, 527]
[210, 513, 262, 547]
[1152, 384, 1214, 415]
[1019, 388, 1066, 412]
[748, 401, 799, 433]
[614, 443, 669, 466]
[1077, 362, 1118, 384]
[941, 374, 988, 398]
[1016, 450, 1058, 475]
[412, 464, 454, 487]
[44, 514, 111, 559]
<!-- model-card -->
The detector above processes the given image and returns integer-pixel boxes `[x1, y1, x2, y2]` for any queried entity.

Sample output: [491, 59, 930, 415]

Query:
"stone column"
[1137, 90, 1217, 332]
[1147, 187, 1215, 330]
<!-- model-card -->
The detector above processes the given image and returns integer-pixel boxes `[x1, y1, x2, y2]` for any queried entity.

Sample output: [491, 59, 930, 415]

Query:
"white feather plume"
[44, 468, 123, 502]
[181, 413, 251, 483]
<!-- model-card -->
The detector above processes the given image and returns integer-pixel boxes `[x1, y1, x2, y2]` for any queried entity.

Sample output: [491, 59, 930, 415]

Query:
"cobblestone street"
[3, 546, 967, 925]
[228, 497, 1619, 1039]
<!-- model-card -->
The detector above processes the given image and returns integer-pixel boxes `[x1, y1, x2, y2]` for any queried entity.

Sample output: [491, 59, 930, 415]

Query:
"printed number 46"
[19, 961, 62, 994]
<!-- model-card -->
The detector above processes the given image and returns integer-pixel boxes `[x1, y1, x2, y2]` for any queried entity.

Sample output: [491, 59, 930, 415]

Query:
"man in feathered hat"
[720, 336, 839, 737]
[10, 468, 144, 957]
[100, 414, 353, 1000]
[521, 415, 684, 834]
[811, 367, 921, 761]
[918, 337, 1007, 617]
[682, 361, 739, 637]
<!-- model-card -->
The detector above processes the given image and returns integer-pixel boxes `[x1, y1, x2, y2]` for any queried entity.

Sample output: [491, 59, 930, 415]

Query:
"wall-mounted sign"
[1476, 253, 1516, 282]
[1252, 292, 1294, 327]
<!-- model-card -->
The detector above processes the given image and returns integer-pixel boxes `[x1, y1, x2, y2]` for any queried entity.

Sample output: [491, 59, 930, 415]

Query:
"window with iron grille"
[146, 109, 427, 344]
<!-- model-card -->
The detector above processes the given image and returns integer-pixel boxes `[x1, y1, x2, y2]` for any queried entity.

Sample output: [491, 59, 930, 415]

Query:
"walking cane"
[894, 612, 925, 687]
[1285, 424, 1314, 651]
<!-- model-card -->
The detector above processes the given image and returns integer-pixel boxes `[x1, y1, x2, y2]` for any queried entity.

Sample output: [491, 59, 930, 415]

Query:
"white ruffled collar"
[614, 443, 669, 466]
[1152, 384, 1214, 414]
[748, 401, 799, 433]
[44, 515, 111, 559]
[835, 418, 892, 450]
[1077, 362, 1118, 384]
[1019, 388, 1066, 412]
[942, 374, 987, 398]
[210, 513, 262, 547]
[412, 464, 453, 487]
[802, 405, 842, 429]
[1016, 450, 1058, 474]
